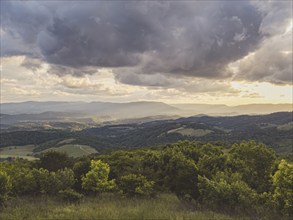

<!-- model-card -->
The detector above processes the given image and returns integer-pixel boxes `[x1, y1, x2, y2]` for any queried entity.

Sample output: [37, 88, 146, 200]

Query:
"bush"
[38, 151, 74, 172]
[31, 168, 75, 195]
[228, 141, 276, 193]
[273, 159, 293, 217]
[118, 174, 155, 198]
[161, 150, 199, 200]
[0, 171, 11, 207]
[73, 158, 91, 191]
[198, 172, 258, 214]
[58, 188, 84, 203]
[82, 160, 116, 194]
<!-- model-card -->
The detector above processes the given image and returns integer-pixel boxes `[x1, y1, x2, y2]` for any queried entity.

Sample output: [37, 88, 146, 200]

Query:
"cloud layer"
[1, 0, 292, 86]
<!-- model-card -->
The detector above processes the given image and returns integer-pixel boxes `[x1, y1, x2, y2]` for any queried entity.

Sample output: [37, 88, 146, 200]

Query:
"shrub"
[198, 172, 257, 214]
[160, 150, 199, 200]
[228, 141, 276, 193]
[58, 188, 84, 203]
[82, 160, 116, 194]
[272, 159, 293, 217]
[38, 151, 74, 172]
[118, 174, 155, 198]
[0, 171, 11, 207]
[31, 168, 75, 195]
[72, 158, 91, 191]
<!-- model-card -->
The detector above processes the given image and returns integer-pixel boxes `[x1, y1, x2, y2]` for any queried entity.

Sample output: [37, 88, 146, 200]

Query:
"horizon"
[1, 1, 292, 105]
[1, 100, 293, 107]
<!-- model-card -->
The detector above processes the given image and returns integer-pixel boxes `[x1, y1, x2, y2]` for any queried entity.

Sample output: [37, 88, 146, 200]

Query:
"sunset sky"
[1, 0, 292, 105]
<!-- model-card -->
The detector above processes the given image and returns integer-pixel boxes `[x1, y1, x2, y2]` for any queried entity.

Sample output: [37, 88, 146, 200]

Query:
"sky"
[1, 0, 292, 105]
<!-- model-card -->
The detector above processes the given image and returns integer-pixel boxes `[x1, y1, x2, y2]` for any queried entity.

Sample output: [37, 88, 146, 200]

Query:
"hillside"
[0, 112, 292, 160]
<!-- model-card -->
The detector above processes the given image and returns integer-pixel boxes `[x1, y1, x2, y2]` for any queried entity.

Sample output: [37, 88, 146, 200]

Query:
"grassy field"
[0, 143, 97, 159]
[41, 144, 98, 157]
[0, 194, 237, 220]
[167, 126, 212, 137]
[0, 145, 36, 160]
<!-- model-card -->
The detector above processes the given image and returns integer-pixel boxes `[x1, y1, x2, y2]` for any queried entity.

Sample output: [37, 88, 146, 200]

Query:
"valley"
[1, 109, 292, 160]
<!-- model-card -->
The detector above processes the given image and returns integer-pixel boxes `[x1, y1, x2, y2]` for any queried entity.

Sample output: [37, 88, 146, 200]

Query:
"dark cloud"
[1, 0, 291, 85]
[47, 64, 97, 77]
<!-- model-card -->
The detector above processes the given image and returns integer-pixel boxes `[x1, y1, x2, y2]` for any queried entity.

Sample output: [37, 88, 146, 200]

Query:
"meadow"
[0, 194, 236, 220]
[0, 143, 97, 160]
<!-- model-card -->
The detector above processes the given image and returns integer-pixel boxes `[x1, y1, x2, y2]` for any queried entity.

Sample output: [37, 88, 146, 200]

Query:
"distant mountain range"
[0, 101, 178, 117]
[1, 101, 292, 117]
[0, 101, 292, 129]
[172, 103, 293, 116]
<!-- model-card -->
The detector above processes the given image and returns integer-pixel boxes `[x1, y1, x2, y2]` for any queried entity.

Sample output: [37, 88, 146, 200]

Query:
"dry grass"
[0, 194, 236, 220]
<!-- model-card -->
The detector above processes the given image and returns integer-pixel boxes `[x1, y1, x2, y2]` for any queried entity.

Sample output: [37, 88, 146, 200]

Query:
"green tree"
[118, 174, 155, 197]
[31, 168, 75, 195]
[73, 158, 91, 191]
[38, 151, 74, 172]
[161, 149, 199, 200]
[0, 161, 37, 196]
[229, 141, 276, 193]
[198, 172, 257, 214]
[0, 171, 11, 207]
[81, 160, 115, 194]
[272, 159, 293, 217]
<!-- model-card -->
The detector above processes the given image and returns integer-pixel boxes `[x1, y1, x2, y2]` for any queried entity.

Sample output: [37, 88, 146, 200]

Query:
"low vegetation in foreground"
[0, 194, 235, 220]
[0, 141, 292, 219]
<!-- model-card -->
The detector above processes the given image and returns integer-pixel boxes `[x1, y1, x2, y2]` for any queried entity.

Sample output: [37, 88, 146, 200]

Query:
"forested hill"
[0, 112, 292, 155]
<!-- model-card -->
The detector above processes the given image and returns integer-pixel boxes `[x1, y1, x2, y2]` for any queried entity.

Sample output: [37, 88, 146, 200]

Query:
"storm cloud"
[1, 0, 292, 85]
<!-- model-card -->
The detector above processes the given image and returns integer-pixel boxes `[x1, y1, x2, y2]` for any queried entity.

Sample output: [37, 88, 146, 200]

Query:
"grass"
[167, 126, 212, 137]
[0, 145, 36, 160]
[0, 143, 97, 159]
[41, 144, 98, 157]
[0, 194, 236, 220]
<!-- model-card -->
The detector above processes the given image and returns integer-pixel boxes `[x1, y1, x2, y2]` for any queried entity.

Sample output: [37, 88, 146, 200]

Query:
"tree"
[0, 171, 11, 207]
[31, 168, 75, 195]
[38, 151, 74, 172]
[197, 154, 227, 179]
[160, 149, 199, 200]
[81, 160, 115, 194]
[228, 141, 276, 193]
[198, 172, 257, 214]
[118, 174, 155, 197]
[272, 159, 293, 217]
[73, 158, 91, 191]
[0, 160, 37, 196]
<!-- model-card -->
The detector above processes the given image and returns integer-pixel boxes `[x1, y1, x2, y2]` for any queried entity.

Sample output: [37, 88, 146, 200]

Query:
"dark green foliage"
[118, 174, 155, 198]
[1, 140, 292, 218]
[198, 172, 257, 214]
[31, 168, 75, 195]
[38, 151, 74, 172]
[0, 130, 70, 147]
[160, 147, 199, 200]
[0, 160, 37, 196]
[272, 160, 293, 216]
[97, 150, 144, 180]
[58, 188, 84, 203]
[0, 171, 11, 207]
[229, 141, 276, 193]
[72, 158, 91, 191]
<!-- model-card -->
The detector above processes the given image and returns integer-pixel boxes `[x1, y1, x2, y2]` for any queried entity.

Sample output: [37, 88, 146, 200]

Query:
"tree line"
[0, 141, 292, 218]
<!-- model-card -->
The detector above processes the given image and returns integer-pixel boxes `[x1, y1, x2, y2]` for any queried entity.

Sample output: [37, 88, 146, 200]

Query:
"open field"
[167, 126, 213, 137]
[0, 194, 236, 220]
[0, 143, 97, 160]
[41, 144, 98, 157]
[0, 145, 36, 160]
